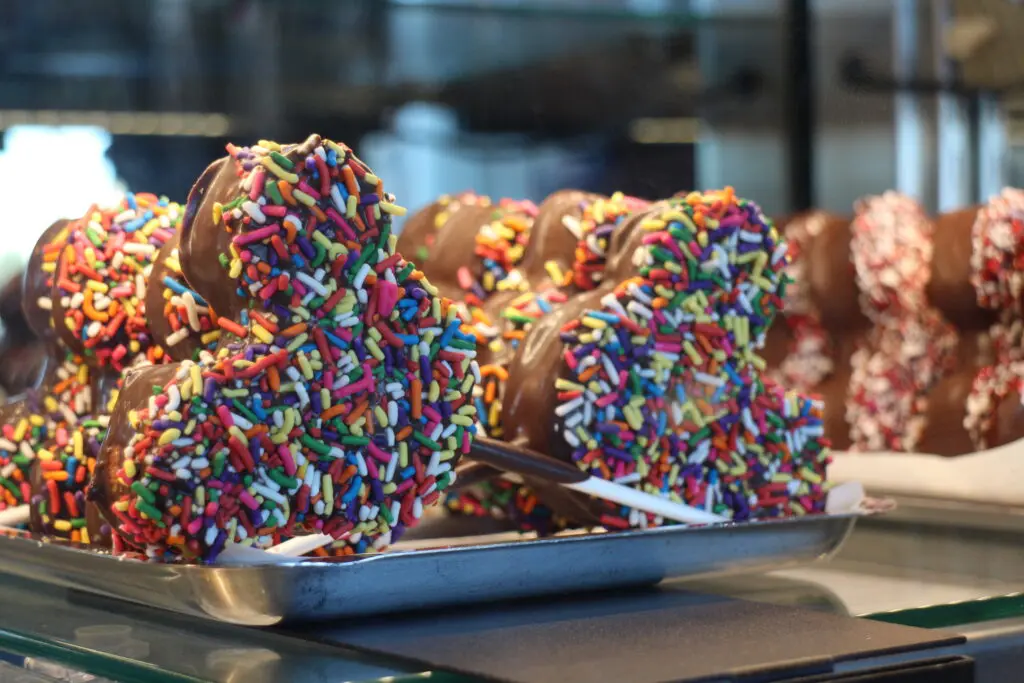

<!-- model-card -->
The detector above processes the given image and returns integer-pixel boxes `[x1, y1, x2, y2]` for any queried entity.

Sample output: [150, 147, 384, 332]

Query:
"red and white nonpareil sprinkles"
[846, 192, 956, 451]
[112, 138, 479, 563]
[774, 212, 833, 393]
[966, 188, 1024, 448]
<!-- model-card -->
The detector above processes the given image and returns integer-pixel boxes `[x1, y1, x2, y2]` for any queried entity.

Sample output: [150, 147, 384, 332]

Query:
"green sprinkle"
[340, 435, 369, 447]
[300, 433, 332, 455]
[265, 181, 284, 205]
[135, 501, 166, 526]
[213, 450, 227, 477]
[268, 468, 299, 490]
[231, 399, 260, 425]
[269, 151, 294, 170]
[412, 431, 441, 451]
[131, 481, 156, 505]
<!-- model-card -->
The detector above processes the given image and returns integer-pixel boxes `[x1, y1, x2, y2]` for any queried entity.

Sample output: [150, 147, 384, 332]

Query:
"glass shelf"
[0, 516, 1021, 683]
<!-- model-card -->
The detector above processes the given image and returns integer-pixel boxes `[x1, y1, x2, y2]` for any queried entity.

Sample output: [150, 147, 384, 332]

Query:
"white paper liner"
[828, 441, 1024, 507]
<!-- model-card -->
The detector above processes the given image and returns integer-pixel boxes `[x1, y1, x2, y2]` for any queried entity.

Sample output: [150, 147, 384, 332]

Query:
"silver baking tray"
[0, 512, 864, 627]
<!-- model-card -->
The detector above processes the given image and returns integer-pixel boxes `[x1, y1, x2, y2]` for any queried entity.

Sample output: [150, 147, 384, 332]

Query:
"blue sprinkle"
[162, 276, 208, 306]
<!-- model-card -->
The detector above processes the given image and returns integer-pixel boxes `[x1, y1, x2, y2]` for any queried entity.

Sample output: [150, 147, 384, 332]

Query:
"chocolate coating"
[179, 156, 250, 325]
[22, 219, 70, 343]
[516, 190, 601, 283]
[89, 362, 179, 530]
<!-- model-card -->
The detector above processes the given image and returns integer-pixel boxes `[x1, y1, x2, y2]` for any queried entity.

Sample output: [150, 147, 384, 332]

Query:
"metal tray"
[0, 513, 862, 627]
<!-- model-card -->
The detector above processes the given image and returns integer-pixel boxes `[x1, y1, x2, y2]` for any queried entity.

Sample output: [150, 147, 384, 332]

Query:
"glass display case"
[0, 1, 1022, 682]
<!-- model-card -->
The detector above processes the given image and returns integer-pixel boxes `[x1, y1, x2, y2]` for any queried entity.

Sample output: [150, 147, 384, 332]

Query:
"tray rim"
[0, 510, 867, 573]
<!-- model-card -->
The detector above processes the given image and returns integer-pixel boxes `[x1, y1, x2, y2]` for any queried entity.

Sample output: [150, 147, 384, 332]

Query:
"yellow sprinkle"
[81, 528, 91, 545]
[260, 156, 299, 184]
[228, 258, 243, 279]
[252, 325, 274, 344]
[366, 337, 385, 361]
[555, 378, 585, 392]
[323, 475, 334, 511]
[85, 280, 109, 293]
[379, 201, 407, 216]
[297, 352, 314, 380]
[373, 405, 389, 428]
[123, 460, 137, 479]
[286, 333, 309, 352]
[158, 429, 182, 445]
[292, 189, 316, 207]
[12, 420, 28, 442]
[228, 426, 248, 447]
[346, 194, 357, 219]
[428, 381, 440, 402]
[36, 449, 54, 462]
[53, 520, 72, 532]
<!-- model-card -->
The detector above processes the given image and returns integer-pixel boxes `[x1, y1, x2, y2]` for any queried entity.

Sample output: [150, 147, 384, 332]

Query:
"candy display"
[768, 189, 1024, 455]
[13, 196, 180, 544]
[965, 189, 1024, 449]
[91, 136, 479, 563]
[500, 191, 831, 528]
[846, 193, 957, 452]
[413, 190, 653, 530]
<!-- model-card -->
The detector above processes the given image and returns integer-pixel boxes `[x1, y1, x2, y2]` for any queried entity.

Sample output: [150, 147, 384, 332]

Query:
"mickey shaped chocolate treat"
[91, 136, 479, 563]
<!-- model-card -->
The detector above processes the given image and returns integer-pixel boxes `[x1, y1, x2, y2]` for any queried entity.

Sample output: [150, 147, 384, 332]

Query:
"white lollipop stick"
[471, 437, 729, 525]
[0, 505, 29, 529]
[565, 477, 727, 525]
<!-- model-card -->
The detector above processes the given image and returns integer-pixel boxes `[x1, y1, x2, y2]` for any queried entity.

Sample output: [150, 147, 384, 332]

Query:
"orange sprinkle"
[410, 379, 422, 419]
[278, 180, 297, 206]
[345, 401, 369, 425]
[321, 403, 348, 421]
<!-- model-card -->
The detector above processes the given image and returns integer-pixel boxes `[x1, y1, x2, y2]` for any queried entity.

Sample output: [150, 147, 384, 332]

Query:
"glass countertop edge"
[864, 592, 1024, 630]
[0, 627, 206, 683]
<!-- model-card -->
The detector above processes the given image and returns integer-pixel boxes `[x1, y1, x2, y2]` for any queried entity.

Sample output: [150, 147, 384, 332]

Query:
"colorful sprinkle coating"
[553, 190, 830, 527]
[0, 353, 95, 512]
[446, 478, 568, 535]
[112, 137, 479, 562]
[568, 192, 650, 290]
[54, 194, 180, 372]
[469, 193, 645, 438]
[31, 413, 111, 544]
[0, 212, 98, 514]
[846, 192, 956, 451]
[966, 188, 1024, 448]
[773, 213, 834, 392]
[459, 199, 538, 304]
[156, 243, 220, 358]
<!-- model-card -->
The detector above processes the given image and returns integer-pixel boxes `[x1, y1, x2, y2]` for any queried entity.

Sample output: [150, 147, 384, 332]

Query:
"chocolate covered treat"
[770, 188, 1024, 456]
[846, 193, 957, 452]
[25, 195, 179, 545]
[396, 192, 492, 282]
[500, 191, 830, 528]
[92, 136, 479, 563]
[963, 189, 1024, 450]
[145, 232, 220, 362]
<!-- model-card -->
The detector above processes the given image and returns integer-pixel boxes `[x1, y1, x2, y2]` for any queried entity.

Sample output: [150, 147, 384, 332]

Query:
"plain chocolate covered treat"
[802, 213, 867, 450]
[918, 207, 998, 455]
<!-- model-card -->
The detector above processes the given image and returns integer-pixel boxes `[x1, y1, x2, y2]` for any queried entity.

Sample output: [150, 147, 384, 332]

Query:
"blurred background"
[0, 0, 1022, 284]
